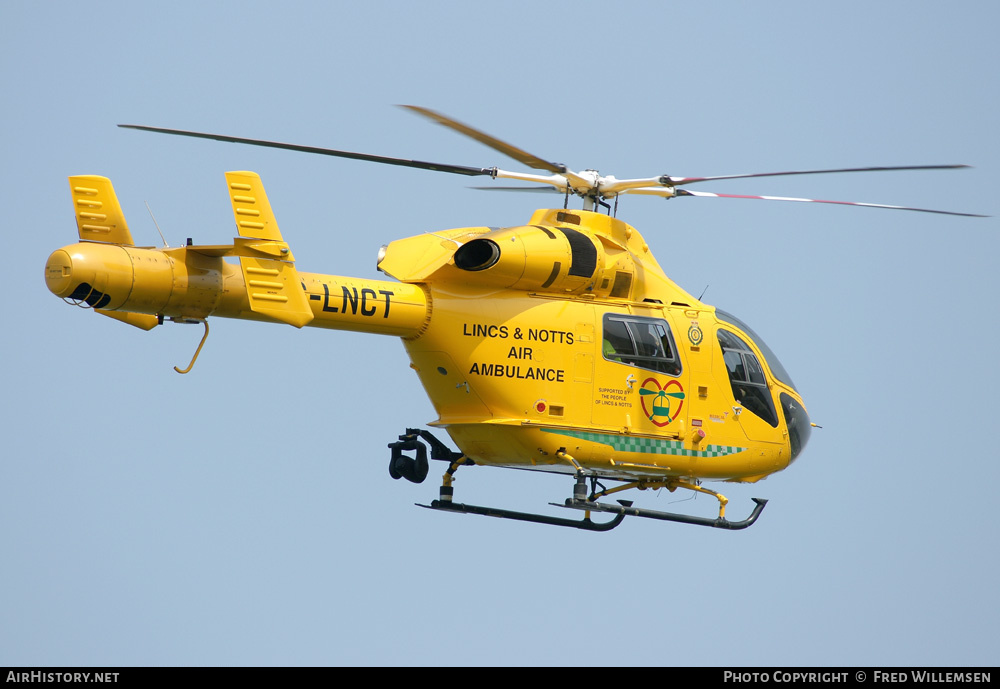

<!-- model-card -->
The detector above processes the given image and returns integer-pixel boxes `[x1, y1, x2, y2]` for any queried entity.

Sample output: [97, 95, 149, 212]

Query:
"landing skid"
[556, 496, 768, 530]
[418, 499, 626, 532]
[392, 427, 769, 532]
[418, 494, 766, 532]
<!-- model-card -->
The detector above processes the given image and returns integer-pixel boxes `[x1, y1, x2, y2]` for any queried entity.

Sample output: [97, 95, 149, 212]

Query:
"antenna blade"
[675, 189, 988, 217]
[118, 124, 496, 177]
[400, 105, 567, 175]
[665, 165, 971, 187]
[144, 200, 169, 247]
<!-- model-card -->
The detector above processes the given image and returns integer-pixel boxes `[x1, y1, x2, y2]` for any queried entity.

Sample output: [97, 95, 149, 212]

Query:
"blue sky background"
[2, 0, 997, 667]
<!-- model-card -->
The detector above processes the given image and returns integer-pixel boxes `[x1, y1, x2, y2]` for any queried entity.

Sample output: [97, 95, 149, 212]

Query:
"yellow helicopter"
[43, 106, 984, 532]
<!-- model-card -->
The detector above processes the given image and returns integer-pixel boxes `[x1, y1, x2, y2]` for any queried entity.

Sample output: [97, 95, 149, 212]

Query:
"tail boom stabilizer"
[225, 171, 314, 328]
[68, 175, 135, 246]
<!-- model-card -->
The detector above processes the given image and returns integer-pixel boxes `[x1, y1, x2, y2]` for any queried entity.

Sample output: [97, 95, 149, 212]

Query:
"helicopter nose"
[779, 392, 811, 463]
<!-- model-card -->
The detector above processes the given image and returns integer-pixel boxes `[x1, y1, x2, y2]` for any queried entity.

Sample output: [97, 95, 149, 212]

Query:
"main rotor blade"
[469, 186, 563, 193]
[400, 105, 567, 175]
[664, 165, 971, 187]
[674, 189, 988, 217]
[117, 124, 497, 177]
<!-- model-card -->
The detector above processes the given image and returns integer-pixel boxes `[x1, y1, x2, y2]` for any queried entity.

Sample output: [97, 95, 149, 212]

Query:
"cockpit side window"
[602, 314, 681, 376]
[718, 328, 778, 427]
[603, 318, 635, 359]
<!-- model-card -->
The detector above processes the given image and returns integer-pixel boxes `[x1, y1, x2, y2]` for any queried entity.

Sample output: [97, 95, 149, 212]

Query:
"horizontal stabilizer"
[68, 175, 135, 245]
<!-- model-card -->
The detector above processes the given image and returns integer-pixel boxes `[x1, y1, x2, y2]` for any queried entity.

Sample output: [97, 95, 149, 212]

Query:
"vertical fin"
[239, 256, 314, 328]
[96, 310, 160, 331]
[225, 171, 283, 241]
[68, 175, 135, 245]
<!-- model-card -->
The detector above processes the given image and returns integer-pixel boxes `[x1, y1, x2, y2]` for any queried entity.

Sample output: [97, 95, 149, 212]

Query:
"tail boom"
[47, 170, 429, 338]
[45, 241, 428, 337]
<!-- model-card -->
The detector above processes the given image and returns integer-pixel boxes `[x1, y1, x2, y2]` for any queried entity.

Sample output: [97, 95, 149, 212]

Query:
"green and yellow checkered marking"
[542, 429, 744, 458]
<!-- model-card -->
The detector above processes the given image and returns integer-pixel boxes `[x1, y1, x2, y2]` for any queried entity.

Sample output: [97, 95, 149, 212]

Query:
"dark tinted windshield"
[716, 309, 796, 391]
[780, 392, 811, 462]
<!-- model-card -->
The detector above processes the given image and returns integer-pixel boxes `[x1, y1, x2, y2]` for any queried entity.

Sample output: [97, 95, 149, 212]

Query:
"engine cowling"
[451, 224, 603, 293]
[377, 209, 645, 300]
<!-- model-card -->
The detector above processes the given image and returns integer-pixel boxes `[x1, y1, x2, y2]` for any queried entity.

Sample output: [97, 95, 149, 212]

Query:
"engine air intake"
[454, 239, 501, 271]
